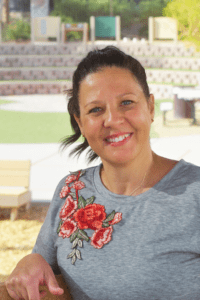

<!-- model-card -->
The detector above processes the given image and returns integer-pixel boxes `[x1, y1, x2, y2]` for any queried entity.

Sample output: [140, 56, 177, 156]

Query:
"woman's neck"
[100, 151, 156, 196]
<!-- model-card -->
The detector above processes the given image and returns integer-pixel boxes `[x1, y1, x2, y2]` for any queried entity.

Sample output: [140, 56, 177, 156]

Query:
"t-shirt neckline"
[93, 159, 187, 202]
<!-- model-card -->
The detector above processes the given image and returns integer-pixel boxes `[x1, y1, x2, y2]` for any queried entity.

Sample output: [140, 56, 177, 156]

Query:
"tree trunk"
[4, 0, 9, 24]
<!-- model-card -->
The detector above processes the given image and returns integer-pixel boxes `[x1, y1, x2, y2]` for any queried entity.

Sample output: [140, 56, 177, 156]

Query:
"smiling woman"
[5, 46, 200, 300]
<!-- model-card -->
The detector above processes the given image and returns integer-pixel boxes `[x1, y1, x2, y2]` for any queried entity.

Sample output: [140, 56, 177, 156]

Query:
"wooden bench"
[0, 160, 32, 221]
[0, 274, 72, 299]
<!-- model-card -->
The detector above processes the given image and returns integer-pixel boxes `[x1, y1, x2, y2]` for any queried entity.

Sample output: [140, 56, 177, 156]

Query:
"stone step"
[146, 69, 200, 85]
[0, 80, 72, 95]
[0, 80, 190, 100]
[0, 42, 84, 55]
[1, 54, 200, 70]
[0, 67, 199, 85]
[0, 67, 75, 81]
[0, 42, 198, 57]
[136, 56, 200, 71]
[100, 43, 197, 57]
[0, 55, 84, 68]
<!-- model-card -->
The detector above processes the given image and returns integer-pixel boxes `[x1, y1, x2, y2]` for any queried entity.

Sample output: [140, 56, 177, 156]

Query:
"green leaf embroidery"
[78, 196, 86, 208]
[102, 222, 110, 228]
[86, 196, 95, 205]
[70, 230, 78, 243]
[77, 229, 90, 242]
[72, 238, 79, 249]
[78, 239, 83, 247]
[76, 249, 82, 260]
[69, 170, 79, 176]
[57, 220, 63, 234]
[79, 170, 86, 177]
[67, 249, 76, 259]
[104, 210, 116, 222]
[69, 192, 76, 199]
[71, 254, 77, 265]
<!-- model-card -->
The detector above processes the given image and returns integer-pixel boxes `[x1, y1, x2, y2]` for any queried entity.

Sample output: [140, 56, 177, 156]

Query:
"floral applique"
[57, 170, 122, 265]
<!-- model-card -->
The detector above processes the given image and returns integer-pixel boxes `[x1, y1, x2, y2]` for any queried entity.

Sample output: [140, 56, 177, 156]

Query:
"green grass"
[0, 99, 14, 105]
[0, 99, 172, 143]
[0, 110, 74, 143]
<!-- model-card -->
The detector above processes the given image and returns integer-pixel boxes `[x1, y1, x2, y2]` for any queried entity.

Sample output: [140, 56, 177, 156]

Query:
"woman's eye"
[89, 107, 102, 113]
[122, 100, 133, 106]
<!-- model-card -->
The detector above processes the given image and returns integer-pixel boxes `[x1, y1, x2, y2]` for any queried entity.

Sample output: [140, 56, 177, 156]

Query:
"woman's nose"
[103, 108, 124, 128]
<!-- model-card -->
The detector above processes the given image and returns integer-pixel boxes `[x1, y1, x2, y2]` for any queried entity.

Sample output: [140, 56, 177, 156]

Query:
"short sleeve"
[32, 176, 67, 274]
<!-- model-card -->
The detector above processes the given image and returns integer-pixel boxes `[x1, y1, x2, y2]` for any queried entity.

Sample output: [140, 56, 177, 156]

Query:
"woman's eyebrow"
[84, 100, 102, 108]
[84, 93, 136, 108]
[116, 92, 136, 98]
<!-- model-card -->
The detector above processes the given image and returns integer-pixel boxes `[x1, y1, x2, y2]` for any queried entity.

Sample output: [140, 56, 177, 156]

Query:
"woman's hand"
[5, 253, 64, 300]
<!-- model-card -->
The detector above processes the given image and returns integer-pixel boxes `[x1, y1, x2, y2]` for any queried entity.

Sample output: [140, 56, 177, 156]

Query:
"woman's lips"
[104, 133, 133, 146]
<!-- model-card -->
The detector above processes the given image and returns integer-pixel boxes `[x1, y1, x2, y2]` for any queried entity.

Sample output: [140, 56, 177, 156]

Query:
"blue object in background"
[95, 17, 115, 38]
[41, 19, 47, 35]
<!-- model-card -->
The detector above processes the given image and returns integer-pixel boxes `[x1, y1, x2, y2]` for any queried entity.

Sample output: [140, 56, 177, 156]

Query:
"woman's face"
[74, 67, 154, 166]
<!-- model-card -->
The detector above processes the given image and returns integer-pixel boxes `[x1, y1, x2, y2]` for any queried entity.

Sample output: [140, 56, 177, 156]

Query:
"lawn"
[0, 98, 173, 143]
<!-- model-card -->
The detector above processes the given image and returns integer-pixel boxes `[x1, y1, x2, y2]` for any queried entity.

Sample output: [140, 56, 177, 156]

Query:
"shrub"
[5, 19, 31, 41]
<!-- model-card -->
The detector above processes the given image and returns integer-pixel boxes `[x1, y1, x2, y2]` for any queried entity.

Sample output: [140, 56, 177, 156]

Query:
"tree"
[163, 0, 200, 47]
[51, 0, 170, 38]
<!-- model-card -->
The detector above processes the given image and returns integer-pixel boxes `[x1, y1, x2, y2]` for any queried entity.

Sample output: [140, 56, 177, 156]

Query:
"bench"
[0, 160, 32, 221]
[0, 274, 72, 299]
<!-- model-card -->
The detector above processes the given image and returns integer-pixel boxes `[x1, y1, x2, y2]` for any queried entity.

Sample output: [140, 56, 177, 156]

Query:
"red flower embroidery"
[59, 195, 78, 221]
[65, 175, 77, 185]
[109, 212, 122, 225]
[91, 226, 113, 249]
[59, 185, 71, 198]
[74, 203, 106, 230]
[72, 181, 85, 190]
[58, 169, 122, 265]
[59, 219, 77, 238]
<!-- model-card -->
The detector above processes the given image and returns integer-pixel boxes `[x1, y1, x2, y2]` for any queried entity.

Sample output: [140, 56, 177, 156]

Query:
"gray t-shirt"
[33, 159, 200, 300]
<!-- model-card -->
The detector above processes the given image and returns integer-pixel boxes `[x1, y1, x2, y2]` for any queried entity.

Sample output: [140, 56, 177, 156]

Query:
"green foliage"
[163, 0, 200, 50]
[51, 0, 169, 38]
[4, 19, 31, 41]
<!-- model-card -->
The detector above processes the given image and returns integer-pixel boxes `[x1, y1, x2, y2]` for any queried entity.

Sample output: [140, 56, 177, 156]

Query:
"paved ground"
[0, 94, 68, 113]
[1, 94, 200, 202]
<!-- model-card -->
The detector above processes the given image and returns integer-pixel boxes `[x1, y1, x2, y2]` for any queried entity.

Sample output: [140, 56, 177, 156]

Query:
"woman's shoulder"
[158, 158, 200, 191]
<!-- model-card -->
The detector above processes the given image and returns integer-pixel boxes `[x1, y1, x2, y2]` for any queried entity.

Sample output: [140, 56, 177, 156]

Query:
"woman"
[5, 46, 200, 300]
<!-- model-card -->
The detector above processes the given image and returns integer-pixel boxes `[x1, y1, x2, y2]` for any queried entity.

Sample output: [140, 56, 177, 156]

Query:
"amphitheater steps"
[0, 42, 199, 99]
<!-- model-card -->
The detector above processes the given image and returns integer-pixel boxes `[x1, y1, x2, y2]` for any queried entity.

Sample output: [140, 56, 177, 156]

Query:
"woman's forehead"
[80, 67, 142, 95]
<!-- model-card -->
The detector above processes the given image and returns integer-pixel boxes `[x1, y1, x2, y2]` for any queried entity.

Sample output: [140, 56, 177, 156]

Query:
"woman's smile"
[104, 132, 133, 146]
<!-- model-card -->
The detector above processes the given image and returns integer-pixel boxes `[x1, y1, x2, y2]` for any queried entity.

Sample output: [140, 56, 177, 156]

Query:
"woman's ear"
[148, 94, 155, 121]
[74, 114, 85, 137]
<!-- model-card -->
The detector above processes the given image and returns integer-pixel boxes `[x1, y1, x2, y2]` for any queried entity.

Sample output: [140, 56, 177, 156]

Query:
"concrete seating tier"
[0, 42, 199, 99]
[0, 81, 72, 95]
[84, 43, 197, 57]
[0, 67, 75, 81]
[0, 67, 198, 86]
[146, 69, 199, 85]
[0, 81, 176, 99]
[0, 43, 196, 57]
[0, 55, 200, 71]
[0, 42, 82, 55]
[0, 55, 84, 68]
[136, 56, 200, 71]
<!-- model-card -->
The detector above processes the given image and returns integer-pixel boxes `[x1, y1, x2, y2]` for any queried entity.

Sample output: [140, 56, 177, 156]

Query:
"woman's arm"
[4, 253, 65, 300]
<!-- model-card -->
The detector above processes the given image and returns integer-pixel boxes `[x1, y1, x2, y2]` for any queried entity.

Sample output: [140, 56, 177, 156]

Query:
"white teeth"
[107, 133, 130, 143]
